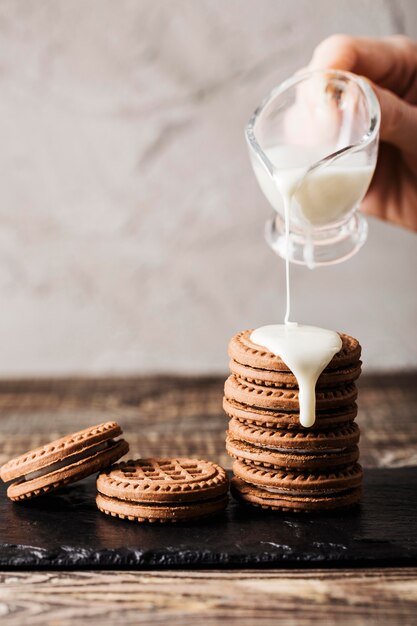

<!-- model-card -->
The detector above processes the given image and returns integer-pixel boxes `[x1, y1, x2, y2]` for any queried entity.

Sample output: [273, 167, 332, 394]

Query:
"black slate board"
[1, 467, 417, 569]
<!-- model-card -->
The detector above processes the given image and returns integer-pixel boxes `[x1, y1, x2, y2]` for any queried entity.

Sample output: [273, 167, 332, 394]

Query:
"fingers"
[309, 34, 417, 99]
[364, 144, 417, 231]
[373, 83, 417, 153]
[309, 34, 417, 151]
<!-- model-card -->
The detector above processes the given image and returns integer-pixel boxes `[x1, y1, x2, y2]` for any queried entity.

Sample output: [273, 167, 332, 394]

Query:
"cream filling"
[262, 486, 334, 496]
[22, 440, 113, 482]
[257, 444, 344, 454]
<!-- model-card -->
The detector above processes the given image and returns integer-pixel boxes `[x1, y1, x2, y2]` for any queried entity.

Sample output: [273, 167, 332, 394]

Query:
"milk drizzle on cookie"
[250, 176, 342, 429]
[250, 325, 341, 428]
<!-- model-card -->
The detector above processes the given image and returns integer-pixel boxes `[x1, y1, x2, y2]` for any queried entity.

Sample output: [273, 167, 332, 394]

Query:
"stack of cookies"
[224, 330, 363, 512]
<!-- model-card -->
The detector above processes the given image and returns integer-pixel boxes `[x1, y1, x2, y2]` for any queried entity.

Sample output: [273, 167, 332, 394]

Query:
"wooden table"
[1, 374, 416, 625]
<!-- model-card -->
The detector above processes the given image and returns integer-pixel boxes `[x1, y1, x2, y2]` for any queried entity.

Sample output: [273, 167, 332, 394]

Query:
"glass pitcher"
[245, 69, 380, 266]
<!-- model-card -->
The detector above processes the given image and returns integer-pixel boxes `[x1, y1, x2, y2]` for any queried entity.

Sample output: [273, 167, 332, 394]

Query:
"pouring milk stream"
[247, 70, 379, 428]
[250, 146, 373, 428]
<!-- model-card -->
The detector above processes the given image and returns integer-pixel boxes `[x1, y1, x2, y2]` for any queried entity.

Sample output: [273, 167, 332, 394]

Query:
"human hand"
[309, 35, 417, 232]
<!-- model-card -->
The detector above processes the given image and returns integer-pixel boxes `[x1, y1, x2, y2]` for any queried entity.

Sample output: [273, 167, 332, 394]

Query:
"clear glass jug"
[246, 69, 380, 266]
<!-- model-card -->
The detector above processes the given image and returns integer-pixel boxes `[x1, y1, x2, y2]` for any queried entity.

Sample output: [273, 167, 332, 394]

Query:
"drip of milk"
[251, 324, 342, 428]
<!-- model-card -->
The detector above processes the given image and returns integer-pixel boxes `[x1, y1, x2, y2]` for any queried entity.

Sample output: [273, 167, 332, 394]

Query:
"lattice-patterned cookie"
[0, 422, 129, 501]
[96, 457, 229, 522]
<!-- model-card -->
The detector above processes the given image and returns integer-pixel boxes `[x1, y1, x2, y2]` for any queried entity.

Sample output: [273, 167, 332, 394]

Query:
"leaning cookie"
[0, 421, 129, 501]
[96, 457, 229, 523]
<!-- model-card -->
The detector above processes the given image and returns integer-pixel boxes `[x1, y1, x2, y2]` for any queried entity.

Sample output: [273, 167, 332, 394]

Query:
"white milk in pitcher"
[254, 145, 375, 228]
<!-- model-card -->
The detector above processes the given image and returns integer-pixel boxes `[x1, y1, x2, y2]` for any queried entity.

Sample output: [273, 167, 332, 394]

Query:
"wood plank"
[1, 569, 416, 626]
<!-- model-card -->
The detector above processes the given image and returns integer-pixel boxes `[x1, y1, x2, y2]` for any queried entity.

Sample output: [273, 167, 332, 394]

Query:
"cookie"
[96, 457, 228, 522]
[229, 359, 362, 389]
[226, 435, 360, 470]
[229, 330, 361, 372]
[223, 397, 358, 430]
[224, 375, 357, 411]
[232, 460, 363, 493]
[0, 421, 129, 501]
[228, 418, 360, 451]
[231, 477, 362, 512]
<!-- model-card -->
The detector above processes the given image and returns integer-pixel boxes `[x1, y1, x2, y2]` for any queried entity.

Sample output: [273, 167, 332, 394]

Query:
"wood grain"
[1, 569, 416, 626]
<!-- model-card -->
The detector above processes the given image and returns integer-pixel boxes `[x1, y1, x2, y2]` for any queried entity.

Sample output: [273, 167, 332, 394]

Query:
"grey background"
[0, 0, 416, 376]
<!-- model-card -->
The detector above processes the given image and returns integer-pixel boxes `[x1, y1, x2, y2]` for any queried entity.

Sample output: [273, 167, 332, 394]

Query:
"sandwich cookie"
[228, 418, 360, 451]
[232, 459, 362, 495]
[231, 477, 362, 512]
[226, 435, 360, 470]
[96, 457, 228, 523]
[225, 375, 358, 412]
[0, 421, 129, 501]
[229, 330, 361, 372]
[229, 359, 361, 389]
[223, 397, 358, 430]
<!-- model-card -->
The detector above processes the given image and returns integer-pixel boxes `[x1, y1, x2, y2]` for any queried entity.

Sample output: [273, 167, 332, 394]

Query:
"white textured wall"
[0, 0, 416, 375]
